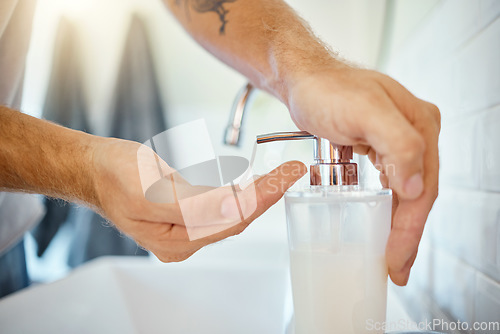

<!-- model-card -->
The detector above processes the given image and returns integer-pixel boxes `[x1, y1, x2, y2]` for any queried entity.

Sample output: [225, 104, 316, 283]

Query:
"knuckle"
[360, 88, 386, 108]
[427, 103, 441, 128]
[410, 134, 426, 154]
[385, 134, 425, 173]
[397, 134, 426, 161]
[411, 133, 426, 152]
[125, 197, 146, 216]
[392, 225, 423, 244]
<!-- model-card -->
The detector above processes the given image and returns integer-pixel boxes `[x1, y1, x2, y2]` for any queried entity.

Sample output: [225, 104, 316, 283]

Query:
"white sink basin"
[0, 238, 415, 334]
[0, 255, 292, 334]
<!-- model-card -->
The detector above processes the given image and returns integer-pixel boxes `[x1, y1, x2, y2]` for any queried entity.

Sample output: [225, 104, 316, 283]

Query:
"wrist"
[77, 133, 107, 210]
[266, 36, 347, 108]
[41, 128, 106, 210]
[0, 109, 104, 208]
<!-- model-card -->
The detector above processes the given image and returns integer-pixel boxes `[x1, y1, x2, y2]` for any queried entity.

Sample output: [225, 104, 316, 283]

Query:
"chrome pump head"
[224, 83, 358, 186]
[257, 131, 358, 186]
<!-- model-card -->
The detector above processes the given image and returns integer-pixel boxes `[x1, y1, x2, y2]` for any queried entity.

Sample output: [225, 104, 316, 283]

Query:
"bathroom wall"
[383, 1, 500, 332]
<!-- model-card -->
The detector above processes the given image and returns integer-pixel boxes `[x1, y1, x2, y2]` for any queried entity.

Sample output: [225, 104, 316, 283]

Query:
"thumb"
[180, 160, 306, 241]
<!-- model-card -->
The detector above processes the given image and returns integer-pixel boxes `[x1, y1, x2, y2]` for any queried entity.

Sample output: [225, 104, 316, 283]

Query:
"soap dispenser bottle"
[257, 131, 392, 334]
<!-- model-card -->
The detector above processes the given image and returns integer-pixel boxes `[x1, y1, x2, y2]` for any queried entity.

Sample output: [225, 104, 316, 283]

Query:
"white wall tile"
[385, 0, 500, 327]
[479, 0, 500, 29]
[425, 189, 461, 254]
[455, 17, 500, 114]
[386, 4, 500, 120]
[484, 194, 500, 281]
[436, 0, 481, 54]
[439, 116, 479, 188]
[430, 248, 476, 325]
[474, 272, 500, 333]
[386, 0, 498, 75]
[466, 192, 500, 282]
[479, 105, 500, 192]
[428, 188, 500, 281]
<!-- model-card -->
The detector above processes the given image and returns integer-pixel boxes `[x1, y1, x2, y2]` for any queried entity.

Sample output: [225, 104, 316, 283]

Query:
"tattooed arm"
[166, 0, 326, 100]
[165, 0, 441, 286]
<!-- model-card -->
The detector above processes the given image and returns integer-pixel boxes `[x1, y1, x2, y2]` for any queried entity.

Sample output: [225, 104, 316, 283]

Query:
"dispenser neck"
[256, 131, 359, 186]
[311, 138, 358, 186]
[310, 162, 358, 186]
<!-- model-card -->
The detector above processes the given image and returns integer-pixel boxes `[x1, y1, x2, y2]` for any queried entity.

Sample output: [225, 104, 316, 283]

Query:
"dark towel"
[0, 240, 29, 299]
[32, 18, 89, 257]
[109, 14, 167, 142]
[68, 14, 167, 265]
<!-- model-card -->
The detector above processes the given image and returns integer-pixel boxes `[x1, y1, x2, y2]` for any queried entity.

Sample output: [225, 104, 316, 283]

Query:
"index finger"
[359, 90, 427, 201]
[385, 104, 440, 285]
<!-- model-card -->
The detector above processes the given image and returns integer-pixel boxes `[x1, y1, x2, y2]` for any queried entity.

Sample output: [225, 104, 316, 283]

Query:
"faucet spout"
[223, 83, 254, 146]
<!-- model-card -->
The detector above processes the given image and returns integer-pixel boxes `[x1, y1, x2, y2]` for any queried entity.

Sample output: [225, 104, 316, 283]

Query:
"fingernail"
[404, 173, 424, 199]
[220, 196, 243, 220]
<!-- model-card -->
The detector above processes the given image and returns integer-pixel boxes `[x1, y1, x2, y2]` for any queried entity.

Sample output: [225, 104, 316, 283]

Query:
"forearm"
[165, 0, 340, 104]
[0, 106, 102, 208]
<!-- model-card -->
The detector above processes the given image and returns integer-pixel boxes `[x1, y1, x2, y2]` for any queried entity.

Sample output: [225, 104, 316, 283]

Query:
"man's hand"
[91, 138, 306, 262]
[285, 65, 441, 285]
[0, 108, 306, 262]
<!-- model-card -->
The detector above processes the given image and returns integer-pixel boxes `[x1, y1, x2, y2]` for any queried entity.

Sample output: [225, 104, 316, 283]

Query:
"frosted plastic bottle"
[254, 131, 392, 333]
[285, 186, 392, 334]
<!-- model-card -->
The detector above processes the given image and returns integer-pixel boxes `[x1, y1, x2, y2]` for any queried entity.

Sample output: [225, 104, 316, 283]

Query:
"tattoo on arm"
[176, 0, 238, 35]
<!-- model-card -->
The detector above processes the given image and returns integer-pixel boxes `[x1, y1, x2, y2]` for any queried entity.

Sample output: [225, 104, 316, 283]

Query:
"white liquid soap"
[285, 188, 392, 334]
[254, 131, 392, 334]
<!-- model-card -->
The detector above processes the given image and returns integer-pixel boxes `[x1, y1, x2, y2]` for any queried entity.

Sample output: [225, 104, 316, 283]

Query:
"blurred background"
[10, 0, 500, 332]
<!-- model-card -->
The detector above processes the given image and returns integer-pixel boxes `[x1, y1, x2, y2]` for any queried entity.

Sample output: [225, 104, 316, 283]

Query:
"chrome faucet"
[223, 83, 254, 146]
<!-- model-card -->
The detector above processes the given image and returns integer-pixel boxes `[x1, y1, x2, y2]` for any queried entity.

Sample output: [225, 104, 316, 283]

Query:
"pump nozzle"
[256, 131, 358, 186]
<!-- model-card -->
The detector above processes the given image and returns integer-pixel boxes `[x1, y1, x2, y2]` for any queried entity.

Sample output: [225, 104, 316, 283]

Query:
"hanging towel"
[32, 18, 90, 257]
[108, 15, 168, 142]
[68, 14, 167, 265]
